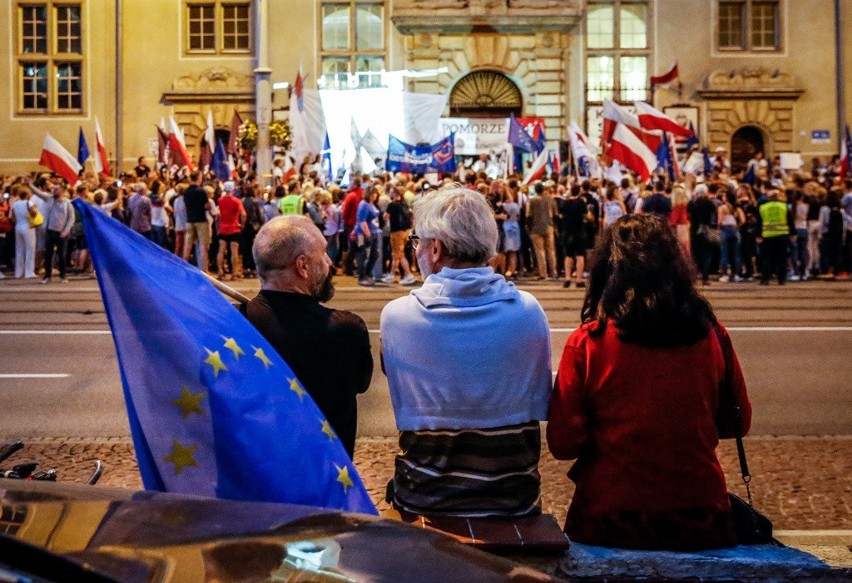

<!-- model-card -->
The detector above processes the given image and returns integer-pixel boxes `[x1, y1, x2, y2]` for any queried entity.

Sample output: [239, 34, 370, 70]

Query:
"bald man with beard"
[246, 215, 373, 457]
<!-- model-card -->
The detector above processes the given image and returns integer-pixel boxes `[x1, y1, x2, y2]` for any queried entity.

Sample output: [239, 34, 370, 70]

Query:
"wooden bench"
[382, 508, 570, 554]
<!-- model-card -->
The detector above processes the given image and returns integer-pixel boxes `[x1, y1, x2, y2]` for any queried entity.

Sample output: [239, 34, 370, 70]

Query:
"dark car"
[0, 480, 559, 583]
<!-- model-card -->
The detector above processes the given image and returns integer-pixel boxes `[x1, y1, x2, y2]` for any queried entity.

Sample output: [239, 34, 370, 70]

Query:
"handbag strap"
[712, 321, 754, 506]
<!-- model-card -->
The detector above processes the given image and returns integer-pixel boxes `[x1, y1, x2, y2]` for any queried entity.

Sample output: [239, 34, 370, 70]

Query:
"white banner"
[438, 117, 511, 155]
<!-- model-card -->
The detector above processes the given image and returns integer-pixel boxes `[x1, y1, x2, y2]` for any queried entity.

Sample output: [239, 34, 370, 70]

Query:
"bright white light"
[272, 82, 290, 90]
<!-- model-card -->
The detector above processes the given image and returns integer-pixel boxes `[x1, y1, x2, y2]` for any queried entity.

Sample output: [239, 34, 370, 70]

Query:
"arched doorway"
[730, 126, 765, 173]
[449, 70, 522, 118]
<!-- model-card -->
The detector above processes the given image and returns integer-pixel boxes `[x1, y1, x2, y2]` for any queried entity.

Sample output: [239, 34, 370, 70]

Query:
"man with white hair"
[380, 184, 552, 517]
[245, 215, 372, 457]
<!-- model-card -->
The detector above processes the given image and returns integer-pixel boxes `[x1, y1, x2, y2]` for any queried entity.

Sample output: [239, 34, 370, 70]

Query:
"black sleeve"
[334, 312, 373, 395]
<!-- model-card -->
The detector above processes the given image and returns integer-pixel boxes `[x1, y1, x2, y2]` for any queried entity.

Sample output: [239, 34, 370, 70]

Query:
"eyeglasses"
[408, 234, 421, 251]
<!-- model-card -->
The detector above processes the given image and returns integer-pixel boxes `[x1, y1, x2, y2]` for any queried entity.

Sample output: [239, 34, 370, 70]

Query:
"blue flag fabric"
[321, 133, 333, 183]
[507, 114, 537, 154]
[656, 132, 675, 182]
[78, 127, 90, 167]
[74, 199, 376, 515]
[702, 147, 713, 175]
[211, 139, 230, 181]
[684, 122, 699, 151]
[386, 134, 456, 174]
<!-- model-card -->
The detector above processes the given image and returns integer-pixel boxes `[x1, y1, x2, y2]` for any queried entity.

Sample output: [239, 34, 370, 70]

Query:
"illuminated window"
[717, 1, 781, 51]
[186, 1, 252, 54]
[320, 2, 385, 89]
[586, 1, 649, 104]
[15, 2, 83, 114]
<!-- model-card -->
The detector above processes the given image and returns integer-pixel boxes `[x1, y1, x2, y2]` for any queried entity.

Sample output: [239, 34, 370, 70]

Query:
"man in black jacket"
[245, 215, 372, 457]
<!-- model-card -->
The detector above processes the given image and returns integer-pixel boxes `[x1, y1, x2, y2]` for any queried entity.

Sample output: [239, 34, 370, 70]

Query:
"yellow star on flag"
[173, 386, 205, 418]
[289, 377, 306, 401]
[321, 420, 336, 441]
[335, 464, 354, 493]
[253, 346, 273, 369]
[204, 349, 228, 378]
[164, 440, 198, 475]
[222, 337, 245, 360]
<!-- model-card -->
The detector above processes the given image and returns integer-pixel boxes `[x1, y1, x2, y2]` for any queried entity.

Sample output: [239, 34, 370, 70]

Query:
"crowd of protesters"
[1, 149, 851, 286]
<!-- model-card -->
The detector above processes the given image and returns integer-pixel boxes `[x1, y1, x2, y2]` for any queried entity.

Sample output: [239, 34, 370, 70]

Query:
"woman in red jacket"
[547, 213, 751, 551]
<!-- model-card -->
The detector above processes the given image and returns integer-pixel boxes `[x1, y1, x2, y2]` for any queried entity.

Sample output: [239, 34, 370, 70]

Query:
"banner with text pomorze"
[386, 134, 457, 174]
[439, 117, 545, 155]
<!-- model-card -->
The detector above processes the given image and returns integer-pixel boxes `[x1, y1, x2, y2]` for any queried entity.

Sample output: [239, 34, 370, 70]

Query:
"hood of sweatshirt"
[410, 266, 519, 308]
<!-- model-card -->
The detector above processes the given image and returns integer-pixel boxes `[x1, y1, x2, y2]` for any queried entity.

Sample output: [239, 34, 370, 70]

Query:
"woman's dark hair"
[581, 214, 715, 347]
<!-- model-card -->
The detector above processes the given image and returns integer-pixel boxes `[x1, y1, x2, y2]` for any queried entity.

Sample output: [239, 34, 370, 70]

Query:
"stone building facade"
[0, 0, 849, 175]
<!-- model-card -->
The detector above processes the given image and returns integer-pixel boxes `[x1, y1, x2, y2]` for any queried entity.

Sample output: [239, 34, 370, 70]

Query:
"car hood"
[0, 480, 557, 583]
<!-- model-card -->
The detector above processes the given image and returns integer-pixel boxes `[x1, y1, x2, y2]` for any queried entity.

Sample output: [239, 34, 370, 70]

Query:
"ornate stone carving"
[704, 68, 798, 92]
[509, 0, 569, 8]
[699, 68, 803, 100]
[173, 67, 253, 91]
[410, 0, 468, 8]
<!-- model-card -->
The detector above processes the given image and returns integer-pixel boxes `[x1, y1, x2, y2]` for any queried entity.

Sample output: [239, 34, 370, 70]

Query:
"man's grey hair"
[413, 184, 498, 264]
[252, 215, 315, 280]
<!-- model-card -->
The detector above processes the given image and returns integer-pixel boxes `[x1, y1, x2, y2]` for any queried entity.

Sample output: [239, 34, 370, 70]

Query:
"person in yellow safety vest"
[757, 189, 794, 285]
[278, 182, 306, 216]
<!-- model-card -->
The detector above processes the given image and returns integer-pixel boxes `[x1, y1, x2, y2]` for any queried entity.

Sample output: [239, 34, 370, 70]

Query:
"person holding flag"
[74, 199, 376, 512]
[29, 180, 76, 284]
[246, 215, 373, 458]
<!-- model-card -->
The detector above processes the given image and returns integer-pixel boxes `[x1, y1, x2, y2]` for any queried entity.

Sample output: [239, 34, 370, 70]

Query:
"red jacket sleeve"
[546, 336, 590, 460]
[715, 323, 752, 439]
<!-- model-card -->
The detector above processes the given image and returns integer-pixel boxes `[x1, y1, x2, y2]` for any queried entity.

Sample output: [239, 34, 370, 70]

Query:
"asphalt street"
[0, 276, 850, 439]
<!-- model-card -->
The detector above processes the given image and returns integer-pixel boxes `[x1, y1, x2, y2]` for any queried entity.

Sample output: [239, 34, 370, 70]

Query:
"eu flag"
[507, 114, 537, 154]
[77, 127, 91, 167]
[74, 199, 377, 515]
[211, 139, 230, 181]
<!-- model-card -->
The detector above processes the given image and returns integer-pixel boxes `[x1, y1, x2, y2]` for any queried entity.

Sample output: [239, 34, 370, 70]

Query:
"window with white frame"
[16, 2, 84, 114]
[585, 0, 649, 105]
[320, 1, 385, 89]
[185, 1, 252, 55]
[717, 0, 781, 51]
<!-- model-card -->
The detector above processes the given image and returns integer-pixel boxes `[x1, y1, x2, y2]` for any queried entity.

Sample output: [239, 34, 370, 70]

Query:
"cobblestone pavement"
[6, 435, 851, 531]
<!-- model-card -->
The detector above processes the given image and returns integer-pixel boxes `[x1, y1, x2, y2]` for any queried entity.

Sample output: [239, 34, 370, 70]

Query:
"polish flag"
[282, 155, 296, 182]
[168, 116, 194, 171]
[607, 123, 658, 182]
[601, 99, 641, 149]
[650, 61, 679, 87]
[94, 117, 111, 177]
[568, 121, 596, 161]
[522, 148, 549, 185]
[840, 125, 852, 179]
[635, 101, 694, 137]
[39, 134, 82, 185]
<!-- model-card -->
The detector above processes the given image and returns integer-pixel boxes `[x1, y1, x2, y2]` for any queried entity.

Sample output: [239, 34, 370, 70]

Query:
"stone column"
[254, 0, 272, 184]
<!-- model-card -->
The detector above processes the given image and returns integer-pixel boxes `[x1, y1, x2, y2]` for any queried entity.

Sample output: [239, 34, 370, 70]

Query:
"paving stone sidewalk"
[5, 435, 851, 531]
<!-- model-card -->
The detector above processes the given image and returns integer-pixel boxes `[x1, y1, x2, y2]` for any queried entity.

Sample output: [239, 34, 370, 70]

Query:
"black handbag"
[712, 323, 778, 546]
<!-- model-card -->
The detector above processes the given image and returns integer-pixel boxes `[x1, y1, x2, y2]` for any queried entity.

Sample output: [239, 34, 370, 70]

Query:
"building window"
[585, 1, 649, 104]
[185, 1, 252, 55]
[717, 1, 780, 51]
[320, 1, 385, 89]
[15, 2, 83, 115]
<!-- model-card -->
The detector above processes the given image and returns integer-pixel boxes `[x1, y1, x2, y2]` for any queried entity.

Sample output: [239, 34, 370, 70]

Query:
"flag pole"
[204, 272, 250, 305]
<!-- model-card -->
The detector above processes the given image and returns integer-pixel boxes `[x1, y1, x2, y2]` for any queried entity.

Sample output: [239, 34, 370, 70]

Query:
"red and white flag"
[522, 148, 549, 185]
[39, 134, 82, 185]
[199, 110, 215, 170]
[94, 116, 110, 177]
[650, 61, 679, 88]
[601, 99, 640, 149]
[841, 125, 852, 179]
[607, 123, 658, 182]
[168, 116, 194, 171]
[635, 101, 693, 137]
